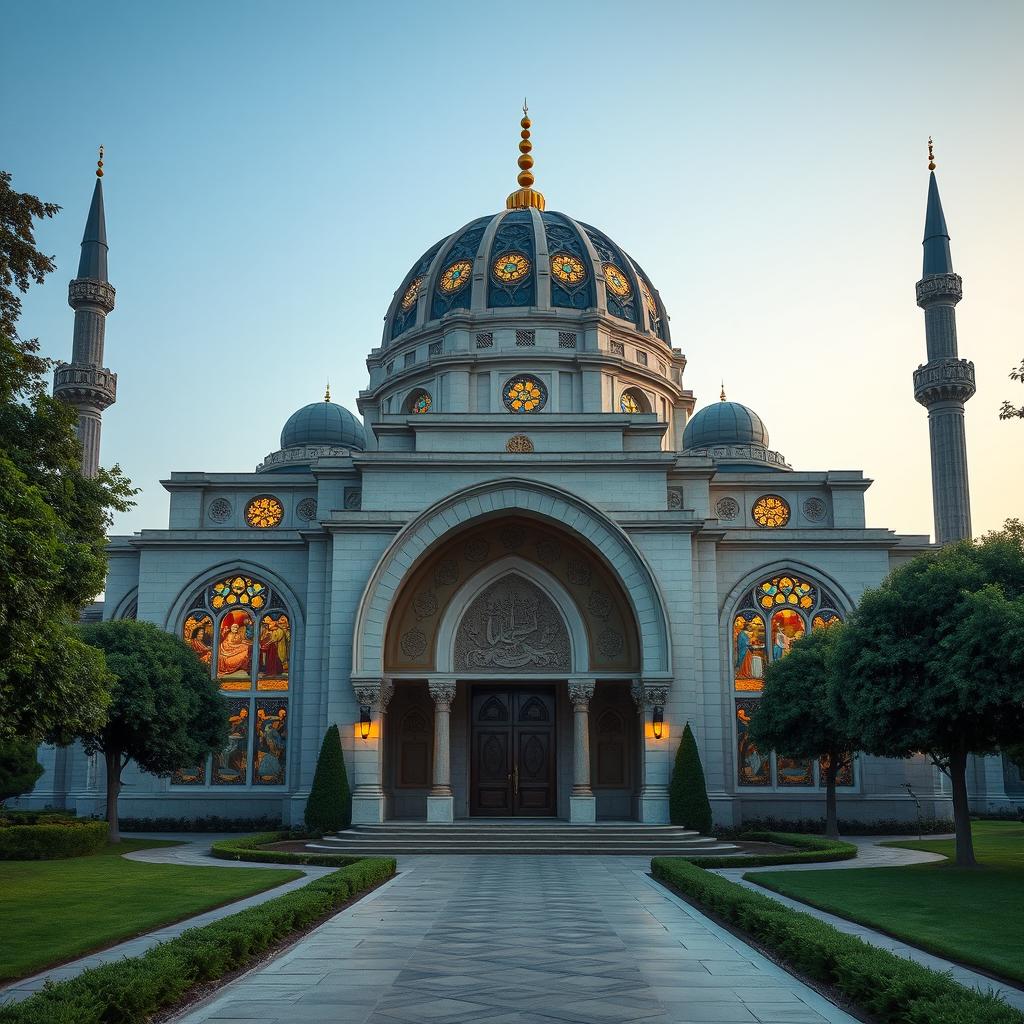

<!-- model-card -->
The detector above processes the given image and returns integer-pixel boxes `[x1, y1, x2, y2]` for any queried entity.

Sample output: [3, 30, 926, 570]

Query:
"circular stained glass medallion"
[408, 390, 432, 414]
[602, 262, 632, 298]
[550, 252, 586, 285]
[619, 392, 641, 414]
[492, 251, 531, 284]
[439, 260, 472, 294]
[245, 495, 284, 529]
[751, 494, 790, 529]
[400, 276, 423, 311]
[640, 279, 659, 323]
[503, 375, 547, 413]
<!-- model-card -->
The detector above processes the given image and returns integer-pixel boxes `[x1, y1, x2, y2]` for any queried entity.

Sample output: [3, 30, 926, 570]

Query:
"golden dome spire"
[927, 136, 936, 171]
[505, 100, 546, 212]
[324, 379, 331, 403]
[720, 381, 727, 402]
[96, 144, 104, 178]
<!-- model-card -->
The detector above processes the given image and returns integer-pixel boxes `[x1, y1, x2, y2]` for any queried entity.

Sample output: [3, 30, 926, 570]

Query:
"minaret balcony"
[915, 272, 962, 307]
[913, 357, 976, 406]
[68, 278, 116, 313]
[54, 362, 118, 410]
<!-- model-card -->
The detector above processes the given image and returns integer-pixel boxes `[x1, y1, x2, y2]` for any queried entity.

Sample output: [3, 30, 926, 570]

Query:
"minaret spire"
[912, 138, 975, 543]
[53, 148, 118, 478]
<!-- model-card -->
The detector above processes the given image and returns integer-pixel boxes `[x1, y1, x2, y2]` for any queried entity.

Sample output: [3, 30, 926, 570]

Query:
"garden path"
[173, 854, 856, 1024]
[0, 834, 332, 1007]
[714, 835, 1024, 1013]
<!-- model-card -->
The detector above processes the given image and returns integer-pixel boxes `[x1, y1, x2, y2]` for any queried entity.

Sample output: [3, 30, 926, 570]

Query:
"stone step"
[305, 840, 739, 856]
[318, 831, 720, 845]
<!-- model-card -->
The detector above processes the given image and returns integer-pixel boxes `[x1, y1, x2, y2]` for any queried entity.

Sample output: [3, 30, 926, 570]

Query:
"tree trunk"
[948, 743, 976, 868]
[104, 749, 121, 845]
[824, 757, 839, 838]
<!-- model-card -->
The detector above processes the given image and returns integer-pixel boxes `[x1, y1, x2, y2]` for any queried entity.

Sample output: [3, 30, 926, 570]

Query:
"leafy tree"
[749, 624, 854, 838]
[999, 358, 1023, 420]
[668, 722, 713, 833]
[0, 739, 44, 805]
[834, 525, 1024, 866]
[76, 620, 226, 842]
[0, 170, 135, 744]
[305, 725, 351, 833]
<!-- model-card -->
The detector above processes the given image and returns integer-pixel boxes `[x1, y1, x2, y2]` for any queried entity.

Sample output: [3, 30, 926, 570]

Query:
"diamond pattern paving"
[173, 855, 856, 1024]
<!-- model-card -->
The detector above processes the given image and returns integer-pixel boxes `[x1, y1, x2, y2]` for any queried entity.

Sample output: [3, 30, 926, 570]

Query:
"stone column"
[633, 680, 671, 824]
[350, 678, 392, 824]
[569, 679, 596, 823]
[427, 680, 457, 823]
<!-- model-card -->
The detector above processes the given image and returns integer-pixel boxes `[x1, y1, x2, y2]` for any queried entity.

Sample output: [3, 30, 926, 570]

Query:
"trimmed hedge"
[0, 819, 109, 860]
[0, 856, 396, 1024]
[211, 831, 361, 867]
[715, 815, 955, 838]
[651, 857, 1023, 1024]
[689, 831, 857, 868]
[118, 814, 283, 833]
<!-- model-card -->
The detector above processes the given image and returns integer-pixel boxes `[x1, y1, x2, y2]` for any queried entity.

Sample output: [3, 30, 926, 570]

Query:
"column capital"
[352, 677, 393, 711]
[631, 680, 668, 708]
[428, 679, 457, 709]
[568, 678, 595, 709]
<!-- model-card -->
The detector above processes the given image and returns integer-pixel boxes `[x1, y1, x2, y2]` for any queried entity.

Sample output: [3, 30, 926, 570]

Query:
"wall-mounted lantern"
[359, 704, 372, 741]
[652, 705, 664, 740]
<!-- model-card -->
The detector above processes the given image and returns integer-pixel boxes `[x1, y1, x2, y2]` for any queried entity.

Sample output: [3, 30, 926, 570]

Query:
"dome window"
[400, 276, 424, 312]
[406, 390, 432, 415]
[619, 388, 650, 414]
[503, 375, 547, 413]
[602, 263, 632, 298]
[439, 260, 472, 294]
[550, 251, 586, 286]
[491, 251, 531, 284]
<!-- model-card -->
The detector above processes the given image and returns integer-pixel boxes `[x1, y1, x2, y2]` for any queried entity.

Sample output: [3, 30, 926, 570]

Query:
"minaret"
[913, 139, 975, 543]
[53, 148, 117, 478]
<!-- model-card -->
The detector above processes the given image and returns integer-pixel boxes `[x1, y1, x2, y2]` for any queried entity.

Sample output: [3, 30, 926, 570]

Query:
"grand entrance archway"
[350, 480, 673, 825]
[470, 685, 557, 816]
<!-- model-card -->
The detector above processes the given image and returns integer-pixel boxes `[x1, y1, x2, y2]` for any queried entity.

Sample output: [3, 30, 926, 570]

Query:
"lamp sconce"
[359, 704, 372, 741]
[652, 705, 664, 740]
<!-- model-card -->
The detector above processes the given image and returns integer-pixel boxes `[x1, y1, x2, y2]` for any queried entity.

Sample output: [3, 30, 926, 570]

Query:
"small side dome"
[683, 401, 769, 450]
[281, 401, 366, 451]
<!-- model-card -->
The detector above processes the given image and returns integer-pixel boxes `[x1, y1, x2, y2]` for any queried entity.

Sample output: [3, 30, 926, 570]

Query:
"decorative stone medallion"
[715, 496, 740, 521]
[208, 497, 232, 523]
[400, 628, 427, 658]
[535, 538, 561, 566]
[567, 559, 592, 586]
[588, 590, 612, 620]
[667, 487, 683, 510]
[413, 591, 438, 620]
[802, 497, 827, 522]
[506, 433, 534, 453]
[597, 628, 624, 658]
[434, 559, 459, 587]
[464, 538, 490, 563]
[343, 487, 362, 511]
[295, 497, 318, 522]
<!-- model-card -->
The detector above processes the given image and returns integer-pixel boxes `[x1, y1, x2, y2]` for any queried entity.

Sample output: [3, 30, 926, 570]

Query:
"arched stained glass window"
[730, 570, 852, 791]
[174, 573, 292, 788]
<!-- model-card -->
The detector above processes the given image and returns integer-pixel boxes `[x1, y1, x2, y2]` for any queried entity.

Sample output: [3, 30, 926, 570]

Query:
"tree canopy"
[999, 357, 1023, 420]
[749, 623, 854, 837]
[0, 170, 135, 743]
[76, 620, 226, 841]
[834, 524, 1024, 865]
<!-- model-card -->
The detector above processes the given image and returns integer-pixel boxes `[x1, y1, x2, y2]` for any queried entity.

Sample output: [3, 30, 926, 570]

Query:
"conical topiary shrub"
[669, 722, 713, 833]
[304, 724, 351, 833]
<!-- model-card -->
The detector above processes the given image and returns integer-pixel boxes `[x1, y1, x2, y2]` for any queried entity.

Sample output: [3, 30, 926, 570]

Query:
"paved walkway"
[0, 834, 332, 1007]
[717, 835, 1024, 1013]
[174, 855, 856, 1024]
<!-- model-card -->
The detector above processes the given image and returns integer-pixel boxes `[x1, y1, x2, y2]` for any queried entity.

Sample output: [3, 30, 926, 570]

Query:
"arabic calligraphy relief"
[454, 576, 571, 672]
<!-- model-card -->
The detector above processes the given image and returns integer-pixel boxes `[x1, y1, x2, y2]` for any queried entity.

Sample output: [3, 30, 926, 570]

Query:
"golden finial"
[720, 381, 727, 402]
[96, 145, 104, 178]
[505, 101, 546, 211]
[324, 379, 331, 403]
[927, 136, 936, 172]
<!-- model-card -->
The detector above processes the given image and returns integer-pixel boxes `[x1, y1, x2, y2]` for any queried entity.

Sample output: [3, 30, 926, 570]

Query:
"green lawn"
[0, 839, 303, 982]
[748, 820, 1024, 985]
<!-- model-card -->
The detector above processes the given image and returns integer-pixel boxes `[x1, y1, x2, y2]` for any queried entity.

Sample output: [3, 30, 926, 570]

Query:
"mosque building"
[30, 122, 1022, 826]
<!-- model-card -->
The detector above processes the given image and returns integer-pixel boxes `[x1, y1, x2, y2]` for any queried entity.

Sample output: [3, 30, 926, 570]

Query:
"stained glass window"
[407, 390, 432, 414]
[550, 251, 586, 285]
[245, 496, 284, 530]
[491, 251, 531, 284]
[439, 260, 472, 294]
[400, 276, 423, 311]
[503, 375, 547, 413]
[602, 262, 632, 298]
[640, 278, 659, 329]
[619, 389, 648, 414]
[752, 494, 790, 528]
[733, 571, 852, 788]
[174, 573, 290, 788]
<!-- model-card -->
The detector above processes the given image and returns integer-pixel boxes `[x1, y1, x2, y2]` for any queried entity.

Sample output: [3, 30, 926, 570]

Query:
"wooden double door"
[470, 686, 557, 816]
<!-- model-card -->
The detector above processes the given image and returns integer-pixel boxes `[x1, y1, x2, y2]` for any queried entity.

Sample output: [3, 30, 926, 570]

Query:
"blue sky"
[5, 0, 1023, 538]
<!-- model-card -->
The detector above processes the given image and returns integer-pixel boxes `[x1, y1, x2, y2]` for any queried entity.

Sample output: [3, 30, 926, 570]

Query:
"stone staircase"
[305, 821, 739, 856]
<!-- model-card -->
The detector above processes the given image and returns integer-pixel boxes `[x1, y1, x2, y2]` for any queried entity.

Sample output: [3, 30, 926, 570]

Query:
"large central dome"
[383, 209, 671, 347]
